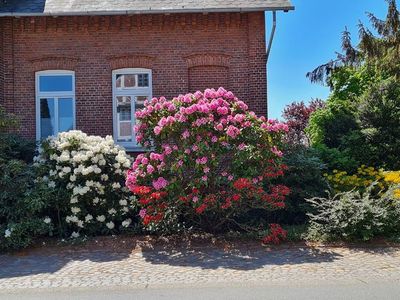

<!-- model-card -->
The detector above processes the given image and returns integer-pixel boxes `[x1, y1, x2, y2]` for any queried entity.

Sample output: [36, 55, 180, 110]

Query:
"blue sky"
[266, 0, 388, 119]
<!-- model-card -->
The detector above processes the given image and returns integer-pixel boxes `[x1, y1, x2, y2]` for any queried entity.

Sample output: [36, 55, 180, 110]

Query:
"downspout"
[266, 11, 277, 63]
[265, 11, 276, 117]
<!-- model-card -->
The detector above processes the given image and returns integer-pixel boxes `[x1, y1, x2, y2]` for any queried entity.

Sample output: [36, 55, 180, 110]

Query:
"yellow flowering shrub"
[384, 171, 400, 199]
[324, 165, 386, 193]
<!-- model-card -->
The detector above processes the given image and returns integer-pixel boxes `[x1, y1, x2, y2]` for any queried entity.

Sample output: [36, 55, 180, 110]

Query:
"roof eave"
[0, 6, 295, 17]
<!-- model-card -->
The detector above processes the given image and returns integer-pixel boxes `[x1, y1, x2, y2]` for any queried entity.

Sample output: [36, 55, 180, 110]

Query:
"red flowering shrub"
[262, 224, 287, 244]
[282, 99, 325, 146]
[126, 87, 290, 236]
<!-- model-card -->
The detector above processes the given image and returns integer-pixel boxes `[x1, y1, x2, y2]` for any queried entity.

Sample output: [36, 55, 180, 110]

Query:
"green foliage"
[306, 186, 390, 241]
[0, 106, 52, 251]
[358, 78, 400, 169]
[0, 137, 53, 251]
[306, 2, 400, 171]
[0, 105, 18, 132]
[0, 133, 36, 162]
[312, 144, 359, 172]
[274, 146, 328, 224]
[327, 66, 377, 101]
[307, 99, 358, 149]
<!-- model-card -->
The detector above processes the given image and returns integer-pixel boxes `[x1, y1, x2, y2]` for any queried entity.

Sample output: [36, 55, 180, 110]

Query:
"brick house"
[0, 0, 293, 151]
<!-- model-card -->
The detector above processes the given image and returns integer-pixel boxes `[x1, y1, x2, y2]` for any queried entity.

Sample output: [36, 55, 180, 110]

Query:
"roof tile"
[0, 0, 294, 15]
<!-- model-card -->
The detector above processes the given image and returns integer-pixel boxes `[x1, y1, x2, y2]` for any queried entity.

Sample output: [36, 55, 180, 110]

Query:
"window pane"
[116, 96, 132, 141]
[39, 75, 73, 92]
[40, 98, 55, 138]
[138, 74, 149, 87]
[135, 96, 147, 119]
[116, 74, 136, 89]
[134, 96, 148, 145]
[58, 98, 74, 132]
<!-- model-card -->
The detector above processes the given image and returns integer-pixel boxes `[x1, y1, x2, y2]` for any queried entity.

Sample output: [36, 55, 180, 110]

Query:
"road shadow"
[0, 250, 131, 279]
[140, 242, 344, 271]
[0, 236, 142, 279]
[0, 235, 398, 278]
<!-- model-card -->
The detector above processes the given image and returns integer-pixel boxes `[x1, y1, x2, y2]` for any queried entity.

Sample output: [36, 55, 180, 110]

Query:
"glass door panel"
[116, 96, 132, 142]
[40, 98, 55, 138]
[58, 98, 74, 132]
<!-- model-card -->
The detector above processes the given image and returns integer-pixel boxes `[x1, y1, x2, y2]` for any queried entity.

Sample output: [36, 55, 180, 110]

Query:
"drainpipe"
[266, 11, 277, 63]
[265, 11, 277, 117]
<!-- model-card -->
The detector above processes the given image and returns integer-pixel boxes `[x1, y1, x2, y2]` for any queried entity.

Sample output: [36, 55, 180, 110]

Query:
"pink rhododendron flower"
[139, 209, 147, 219]
[238, 143, 246, 150]
[217, 87, 227, 96]
[150, 153, 164, 161]
[225, 91, 234, 99]
[237, 101, 248, 111]
[164, 146, 173, 156]
[204, 89, 216, 99]
[271, 146, 283, 158]
[242, 121, 251, 128]
[226, 125, 240, 139]
[217, 106, 229, 115]
[158, 117, 168, 127]
[146, 165, 155, 174]
[200, 157, 208, 164]
[182, 130, 190, 139]
[154, 126, 162, 135]
[152, 177, 168, 190]
[194, 91, 203, 99]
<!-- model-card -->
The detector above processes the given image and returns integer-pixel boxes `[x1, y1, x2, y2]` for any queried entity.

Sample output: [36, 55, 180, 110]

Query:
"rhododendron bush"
[126, 88, 290, 242]
[34, 131, 136, 238]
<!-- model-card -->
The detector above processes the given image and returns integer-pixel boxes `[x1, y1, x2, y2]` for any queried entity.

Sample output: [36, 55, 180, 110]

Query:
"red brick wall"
[0, 12, 267, 139]
[189, 66, 229, 92]
[0, 20, 3, 108]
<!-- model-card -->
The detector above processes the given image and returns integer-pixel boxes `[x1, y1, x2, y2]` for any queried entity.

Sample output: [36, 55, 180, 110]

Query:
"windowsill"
[117, 143, 152, 153]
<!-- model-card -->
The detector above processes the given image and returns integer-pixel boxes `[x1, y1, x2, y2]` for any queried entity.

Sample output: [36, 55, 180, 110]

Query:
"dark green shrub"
[274, 146, 328, 224]
[313, 144, 359, 173]
[0, 105, 52, 251]
[0, 150, 53, 251]
[358, 78, 400, 170]
[307, 100, 359, 149]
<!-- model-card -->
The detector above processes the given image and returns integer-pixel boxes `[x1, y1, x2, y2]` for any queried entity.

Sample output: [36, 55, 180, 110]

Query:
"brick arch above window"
[108, 55, 156, 70]
[185, 53, 231, 69]
[29, 57, 79, 72]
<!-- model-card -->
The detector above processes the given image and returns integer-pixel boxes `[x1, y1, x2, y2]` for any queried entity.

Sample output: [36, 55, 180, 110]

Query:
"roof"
[0, 0, 294, 16]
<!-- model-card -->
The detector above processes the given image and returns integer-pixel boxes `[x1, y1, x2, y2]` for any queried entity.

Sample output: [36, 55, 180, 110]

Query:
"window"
[112, 68, 152, 150]
[35, 71, 75, 140]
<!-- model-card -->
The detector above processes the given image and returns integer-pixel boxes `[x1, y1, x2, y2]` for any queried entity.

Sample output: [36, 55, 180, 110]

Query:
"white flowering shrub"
[34, 131, 136, 238]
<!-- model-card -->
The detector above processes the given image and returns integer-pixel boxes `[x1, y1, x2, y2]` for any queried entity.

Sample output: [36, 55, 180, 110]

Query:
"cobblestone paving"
[0, 243, 400, 291]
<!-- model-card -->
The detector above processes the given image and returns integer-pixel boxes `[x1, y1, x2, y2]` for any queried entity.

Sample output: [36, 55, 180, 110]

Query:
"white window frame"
[112, 68, 152, 151]
[35, 70, 76, 140]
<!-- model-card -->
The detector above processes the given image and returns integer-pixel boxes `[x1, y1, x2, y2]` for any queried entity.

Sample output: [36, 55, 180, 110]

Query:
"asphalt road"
[2, 281, 400, 300]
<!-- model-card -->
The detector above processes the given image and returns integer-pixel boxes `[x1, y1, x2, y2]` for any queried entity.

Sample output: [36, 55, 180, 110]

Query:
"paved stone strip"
[0, 246, 400, 291]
